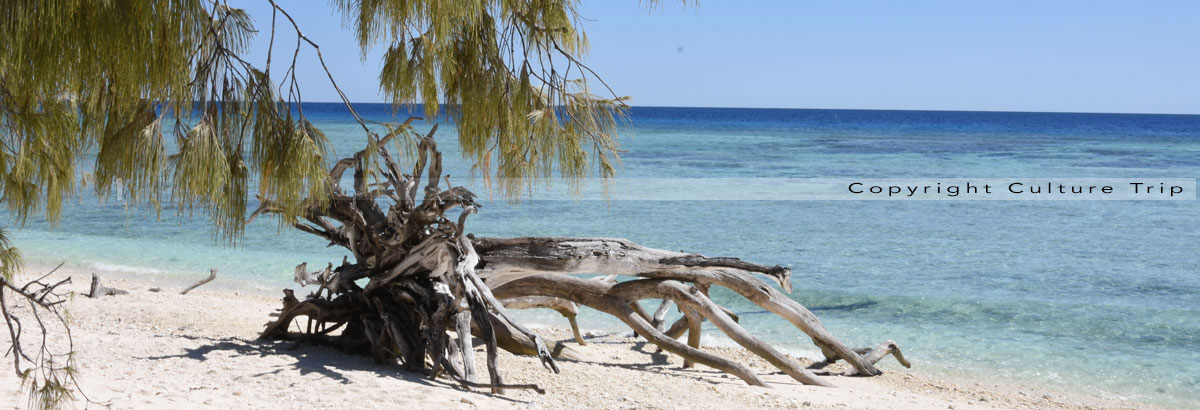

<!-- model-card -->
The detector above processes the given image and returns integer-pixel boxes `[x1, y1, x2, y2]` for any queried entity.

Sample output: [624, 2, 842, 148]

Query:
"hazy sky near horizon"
[235, 1, 1199, 114]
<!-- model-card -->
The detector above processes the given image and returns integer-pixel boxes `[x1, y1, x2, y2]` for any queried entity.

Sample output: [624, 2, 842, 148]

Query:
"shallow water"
[9, 105, 1200, 407]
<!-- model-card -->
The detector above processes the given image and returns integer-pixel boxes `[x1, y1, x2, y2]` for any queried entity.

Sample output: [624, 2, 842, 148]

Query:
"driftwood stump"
[88, 274, 128, 298]
[255, 120, 906, 393]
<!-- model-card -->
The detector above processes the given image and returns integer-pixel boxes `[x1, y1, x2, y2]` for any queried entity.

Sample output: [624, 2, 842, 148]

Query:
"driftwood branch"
[502, 296, 585, 345]
[180, 269, 218, 295]
[471, 236, 793, 293]
[471, 236, 885, 376]
[254, 123, 902, 394]
[2, 265, 87, 406]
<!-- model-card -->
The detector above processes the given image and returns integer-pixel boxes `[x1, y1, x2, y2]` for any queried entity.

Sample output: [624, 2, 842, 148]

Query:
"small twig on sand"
[180, 269, 218, 295]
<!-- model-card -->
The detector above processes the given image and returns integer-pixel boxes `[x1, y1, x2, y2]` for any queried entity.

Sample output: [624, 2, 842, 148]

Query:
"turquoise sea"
[8, 105, 1200, 408]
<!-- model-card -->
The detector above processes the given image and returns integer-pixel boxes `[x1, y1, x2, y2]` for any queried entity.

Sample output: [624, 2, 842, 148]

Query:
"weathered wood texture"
[255, 122, 904, 393]
[88, 273, 128, 298]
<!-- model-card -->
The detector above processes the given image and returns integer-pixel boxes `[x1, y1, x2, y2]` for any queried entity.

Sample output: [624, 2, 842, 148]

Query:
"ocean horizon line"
[289, 101, 1200, 117]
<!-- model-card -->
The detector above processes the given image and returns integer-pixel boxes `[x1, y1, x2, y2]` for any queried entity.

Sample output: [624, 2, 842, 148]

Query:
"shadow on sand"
[140, 334, 526, 404]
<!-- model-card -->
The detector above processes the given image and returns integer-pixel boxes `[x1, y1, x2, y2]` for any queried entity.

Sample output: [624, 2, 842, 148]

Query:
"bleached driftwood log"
[471, 236, 895, 376]
[254, 120, 905, 394]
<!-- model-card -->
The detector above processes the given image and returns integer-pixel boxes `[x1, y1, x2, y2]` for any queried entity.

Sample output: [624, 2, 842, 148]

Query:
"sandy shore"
[0, 270, 1150, 410]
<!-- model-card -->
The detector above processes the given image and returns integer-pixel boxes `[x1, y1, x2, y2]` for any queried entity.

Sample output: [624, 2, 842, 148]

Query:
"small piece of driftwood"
[88, 274, 128, 298]
[180, 269, 218, 295]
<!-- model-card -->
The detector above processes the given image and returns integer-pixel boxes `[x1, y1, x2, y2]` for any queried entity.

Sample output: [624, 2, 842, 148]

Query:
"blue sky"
[235, 1, 1199, 114]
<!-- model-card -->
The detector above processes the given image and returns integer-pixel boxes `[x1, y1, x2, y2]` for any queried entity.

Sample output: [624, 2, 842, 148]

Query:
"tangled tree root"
[257, 121, 906, 393]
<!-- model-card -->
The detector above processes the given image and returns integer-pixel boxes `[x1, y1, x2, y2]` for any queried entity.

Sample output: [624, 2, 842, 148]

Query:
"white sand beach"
[0, 270, 1149, 410]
